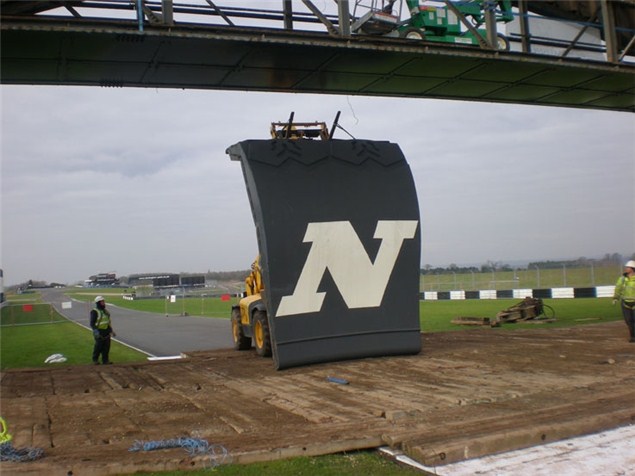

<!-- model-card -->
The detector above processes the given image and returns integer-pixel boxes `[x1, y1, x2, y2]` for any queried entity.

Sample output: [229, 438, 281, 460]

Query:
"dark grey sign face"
[228, 139, 421, 369]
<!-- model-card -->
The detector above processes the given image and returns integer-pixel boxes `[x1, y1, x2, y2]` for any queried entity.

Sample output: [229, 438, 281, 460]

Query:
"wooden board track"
[2, 321, 634, 475]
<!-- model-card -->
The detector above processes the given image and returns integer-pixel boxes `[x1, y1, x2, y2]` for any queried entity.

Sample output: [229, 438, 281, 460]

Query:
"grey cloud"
[1, 86, 634, 285]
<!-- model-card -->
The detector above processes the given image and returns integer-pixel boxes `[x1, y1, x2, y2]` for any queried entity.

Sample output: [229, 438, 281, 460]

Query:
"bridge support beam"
[600, 0, 618, 63]
[162, 0, 173, 26]
[283, 0, 293, 30]
[1, 17, 633, 112]
[484, 1, 499, 50]
[338, 0, 351, 37]
[517, 0, 531, 53]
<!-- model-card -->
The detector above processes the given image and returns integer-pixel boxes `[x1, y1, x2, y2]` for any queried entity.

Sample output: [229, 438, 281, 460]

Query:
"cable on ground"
[129, 437, 229, 468]
[0, 442, 45, 462]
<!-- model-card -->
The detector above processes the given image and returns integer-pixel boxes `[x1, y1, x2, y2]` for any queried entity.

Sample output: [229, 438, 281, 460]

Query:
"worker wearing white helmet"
[90, 296, 116, 364]
[613, 260, 635, 343]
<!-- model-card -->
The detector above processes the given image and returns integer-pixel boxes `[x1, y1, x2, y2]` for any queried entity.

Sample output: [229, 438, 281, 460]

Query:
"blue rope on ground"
[129, 437, 206, 453]
[129, 437, 229, 468]
[0, 442, 45, 462]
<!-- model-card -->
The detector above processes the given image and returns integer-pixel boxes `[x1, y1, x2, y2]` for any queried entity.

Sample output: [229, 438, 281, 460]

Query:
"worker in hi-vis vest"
[613, 260, 635, 343]
[90, 295, 116, 364]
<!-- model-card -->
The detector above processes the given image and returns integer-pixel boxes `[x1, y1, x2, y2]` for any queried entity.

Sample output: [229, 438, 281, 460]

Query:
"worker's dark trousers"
[621, 301, 635, 341]
[92, 334, 111, 363]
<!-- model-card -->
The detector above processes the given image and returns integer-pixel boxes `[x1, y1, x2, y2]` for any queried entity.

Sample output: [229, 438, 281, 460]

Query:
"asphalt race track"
[39, 288, 232, 357]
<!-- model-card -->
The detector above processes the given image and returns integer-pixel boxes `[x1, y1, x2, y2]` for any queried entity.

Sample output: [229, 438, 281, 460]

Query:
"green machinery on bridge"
[352, 0, 514, 49]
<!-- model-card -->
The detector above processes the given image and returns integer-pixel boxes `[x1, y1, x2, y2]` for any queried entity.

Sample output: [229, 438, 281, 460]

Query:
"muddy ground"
[2, 321, 634, 475]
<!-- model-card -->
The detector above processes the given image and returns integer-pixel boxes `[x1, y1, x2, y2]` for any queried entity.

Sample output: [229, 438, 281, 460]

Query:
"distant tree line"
[527, 253, 631, 270]
[420, 261, 514, 275]
[421, 252, 633, 275]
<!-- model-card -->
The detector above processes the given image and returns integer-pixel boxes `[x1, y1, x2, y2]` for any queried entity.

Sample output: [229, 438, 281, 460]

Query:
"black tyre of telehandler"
[253, 310, 272, 357]
[231, 307, 251, 350]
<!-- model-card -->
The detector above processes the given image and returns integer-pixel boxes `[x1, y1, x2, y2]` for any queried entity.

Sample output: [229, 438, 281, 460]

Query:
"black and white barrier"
[421, 286, 616, 300]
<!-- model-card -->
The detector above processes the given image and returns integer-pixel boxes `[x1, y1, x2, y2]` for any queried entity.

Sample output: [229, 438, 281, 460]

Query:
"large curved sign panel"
[227, 139, 421, 369]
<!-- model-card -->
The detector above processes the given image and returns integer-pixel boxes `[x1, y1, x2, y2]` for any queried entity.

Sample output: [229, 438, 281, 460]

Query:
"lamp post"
[534, 264, 540, 288]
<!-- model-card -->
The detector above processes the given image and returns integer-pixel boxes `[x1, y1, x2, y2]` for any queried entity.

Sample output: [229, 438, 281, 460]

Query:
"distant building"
[128, 273, 180, 288]
[127, 273, 205, 289]
[85, 273, 119, 287]
[180, 275, 205, 288]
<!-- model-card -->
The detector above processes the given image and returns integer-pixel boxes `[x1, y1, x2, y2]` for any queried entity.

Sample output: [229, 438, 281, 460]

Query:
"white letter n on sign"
[275, 220, 418, 317]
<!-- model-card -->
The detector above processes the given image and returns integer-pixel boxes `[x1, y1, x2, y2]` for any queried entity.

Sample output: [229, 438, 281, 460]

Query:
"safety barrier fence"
[419, 264, 623, 292]
[421, 285, 615, 300]
[0, 303, 66, 327]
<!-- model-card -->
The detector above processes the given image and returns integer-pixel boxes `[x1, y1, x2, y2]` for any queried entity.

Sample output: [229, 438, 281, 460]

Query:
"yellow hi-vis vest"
[614, 275, 635, 303]
[94, 308, 111, 330]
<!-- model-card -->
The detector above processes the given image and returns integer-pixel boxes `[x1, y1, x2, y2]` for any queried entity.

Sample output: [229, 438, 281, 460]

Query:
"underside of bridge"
[1, 1, 634, 112]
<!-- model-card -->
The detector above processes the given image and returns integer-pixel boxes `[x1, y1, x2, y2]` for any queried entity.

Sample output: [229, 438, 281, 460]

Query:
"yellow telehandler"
[231, 256, 272, 356]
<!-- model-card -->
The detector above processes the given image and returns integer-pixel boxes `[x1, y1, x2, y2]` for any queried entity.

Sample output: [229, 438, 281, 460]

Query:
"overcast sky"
[1, 83, 634, 286]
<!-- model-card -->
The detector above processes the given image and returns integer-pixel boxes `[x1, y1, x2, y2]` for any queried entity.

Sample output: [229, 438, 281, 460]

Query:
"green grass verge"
[127, 451, 420, 476]
[0, 302, 148, 369]
[420, 297, 620, 332]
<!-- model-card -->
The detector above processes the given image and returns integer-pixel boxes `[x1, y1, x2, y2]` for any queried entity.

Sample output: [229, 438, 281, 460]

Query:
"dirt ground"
[2, 321, 634, 475]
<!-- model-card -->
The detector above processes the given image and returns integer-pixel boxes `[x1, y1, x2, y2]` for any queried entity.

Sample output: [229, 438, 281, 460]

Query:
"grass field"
[0, 302, 148, 369]
[420, 297, 619, 332]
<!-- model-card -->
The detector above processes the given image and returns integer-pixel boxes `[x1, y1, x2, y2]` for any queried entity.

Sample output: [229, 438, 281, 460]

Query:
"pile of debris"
[495, 297, 555, 324]
[452, 297, 555, 327]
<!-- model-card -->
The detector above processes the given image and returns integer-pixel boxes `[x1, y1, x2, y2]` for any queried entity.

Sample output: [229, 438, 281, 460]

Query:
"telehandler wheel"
[231, 308, 251, 350]
[253, 310, 272, 357]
